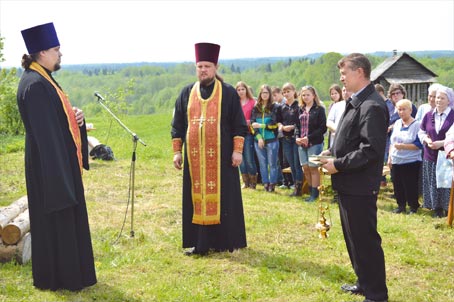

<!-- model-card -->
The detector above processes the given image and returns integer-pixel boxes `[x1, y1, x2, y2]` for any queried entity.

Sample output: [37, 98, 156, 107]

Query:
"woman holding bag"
[418, 85, 454, 217]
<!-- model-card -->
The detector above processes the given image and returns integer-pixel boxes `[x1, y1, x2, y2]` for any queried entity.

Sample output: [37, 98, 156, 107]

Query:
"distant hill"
[61, 50, 453, 73]
[369, 50, 454, 58]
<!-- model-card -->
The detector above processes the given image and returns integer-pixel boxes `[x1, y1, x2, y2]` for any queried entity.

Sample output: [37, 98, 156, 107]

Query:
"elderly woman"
[387, 99, 423, 214]
[416, 83, 443, 121]
[418, 85, 454, 218]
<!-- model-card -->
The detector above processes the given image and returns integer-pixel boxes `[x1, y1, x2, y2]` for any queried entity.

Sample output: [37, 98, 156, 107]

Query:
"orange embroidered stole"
[186, 79, 222, 225]
[29, 62, 83, 175]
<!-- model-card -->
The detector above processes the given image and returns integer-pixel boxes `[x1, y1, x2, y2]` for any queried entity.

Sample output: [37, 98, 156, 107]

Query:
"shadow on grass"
[210, 247, 352, 284]
[48, 282, 142, 302]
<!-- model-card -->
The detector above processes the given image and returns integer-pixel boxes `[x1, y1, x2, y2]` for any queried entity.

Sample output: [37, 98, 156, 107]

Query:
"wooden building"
[371, 51, 438, 106]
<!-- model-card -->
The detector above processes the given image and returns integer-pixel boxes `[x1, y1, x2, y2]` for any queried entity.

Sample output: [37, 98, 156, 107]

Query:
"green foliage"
[0, 68, 23, 135]
[2, 51, 454, 119]
[0, 35, 23, 135]
[0, 36, 4, 62]
[0, 133, 24, 155]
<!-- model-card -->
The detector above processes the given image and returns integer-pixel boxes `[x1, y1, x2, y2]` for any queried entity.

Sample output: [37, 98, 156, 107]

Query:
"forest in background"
[1, 42, 454, 135]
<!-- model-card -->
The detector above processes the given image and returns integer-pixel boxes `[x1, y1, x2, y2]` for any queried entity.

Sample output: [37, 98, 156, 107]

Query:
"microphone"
[94, 92, 105, 101]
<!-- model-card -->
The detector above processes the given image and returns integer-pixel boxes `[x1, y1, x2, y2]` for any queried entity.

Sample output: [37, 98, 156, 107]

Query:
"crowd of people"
[236, 79, 454, 220]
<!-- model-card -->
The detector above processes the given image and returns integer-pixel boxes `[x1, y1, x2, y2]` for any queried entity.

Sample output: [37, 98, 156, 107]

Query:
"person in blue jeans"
[251, 84, 279, 192]
[236, 81, 258, 189]
[296, 85, 327, 201]
[278, 82, 304, 196]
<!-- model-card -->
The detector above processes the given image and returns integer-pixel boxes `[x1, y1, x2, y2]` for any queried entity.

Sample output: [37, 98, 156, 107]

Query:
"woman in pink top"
[236, 81, 258, 188]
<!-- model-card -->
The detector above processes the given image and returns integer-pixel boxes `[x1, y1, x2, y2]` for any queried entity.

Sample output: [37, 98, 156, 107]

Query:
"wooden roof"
[371, 52, 438, 84]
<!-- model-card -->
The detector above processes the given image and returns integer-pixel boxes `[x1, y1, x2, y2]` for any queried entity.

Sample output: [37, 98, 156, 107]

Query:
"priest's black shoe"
[350, 299, 387, 302]
[184, 248, 208, 256]
[341, 284, 364, 295]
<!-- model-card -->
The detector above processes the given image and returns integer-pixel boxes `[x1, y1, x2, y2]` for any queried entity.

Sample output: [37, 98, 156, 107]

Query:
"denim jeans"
[298, 143, 324, 167]
[254, 140, 279, 184]
[282, 137, 303, 182]
[239, 134, 257, 175]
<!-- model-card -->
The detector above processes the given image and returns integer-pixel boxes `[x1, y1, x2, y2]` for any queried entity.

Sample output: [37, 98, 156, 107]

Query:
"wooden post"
[0, 196, 28, 233]
[448, 180, 454, 227]
[1, 209, 30, 245]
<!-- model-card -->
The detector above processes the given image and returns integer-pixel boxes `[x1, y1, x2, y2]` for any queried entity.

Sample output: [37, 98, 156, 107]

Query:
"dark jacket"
[331, 83, 389, 196]
[295, 103, 327, 146]
[277, 100, 300, 138]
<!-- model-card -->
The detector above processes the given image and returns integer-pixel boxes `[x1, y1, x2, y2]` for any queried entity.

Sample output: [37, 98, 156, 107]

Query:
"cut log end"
[1, 225, 21, 245]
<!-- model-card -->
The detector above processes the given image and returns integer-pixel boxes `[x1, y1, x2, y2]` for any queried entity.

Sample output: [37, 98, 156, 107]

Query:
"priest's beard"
[199, 76, 215, 87]
[54, 63, 61, 71]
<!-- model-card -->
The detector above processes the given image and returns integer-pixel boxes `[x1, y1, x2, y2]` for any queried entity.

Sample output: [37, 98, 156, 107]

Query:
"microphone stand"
[94, 93, 146, 238]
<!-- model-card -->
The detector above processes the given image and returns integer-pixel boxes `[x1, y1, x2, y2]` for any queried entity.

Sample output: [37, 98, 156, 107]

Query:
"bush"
[0, 68, 23, 135]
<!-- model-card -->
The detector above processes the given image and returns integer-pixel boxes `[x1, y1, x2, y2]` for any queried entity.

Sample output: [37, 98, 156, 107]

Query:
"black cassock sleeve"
[23, 81, 85, 212]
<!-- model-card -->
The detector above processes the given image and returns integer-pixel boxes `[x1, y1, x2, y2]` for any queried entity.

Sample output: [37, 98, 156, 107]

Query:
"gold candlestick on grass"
[315, 167, 331, 238]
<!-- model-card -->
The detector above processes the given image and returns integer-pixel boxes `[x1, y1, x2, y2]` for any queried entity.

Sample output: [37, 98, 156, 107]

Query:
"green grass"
[1, 113, 453, 302]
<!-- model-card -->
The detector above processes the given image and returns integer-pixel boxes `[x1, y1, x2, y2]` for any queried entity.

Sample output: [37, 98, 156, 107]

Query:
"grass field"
[1, 113, 453, 302]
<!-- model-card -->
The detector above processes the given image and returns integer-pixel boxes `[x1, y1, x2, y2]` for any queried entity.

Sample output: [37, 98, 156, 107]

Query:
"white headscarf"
[437, 85, 454, 108]
[428, 83, 443, 93]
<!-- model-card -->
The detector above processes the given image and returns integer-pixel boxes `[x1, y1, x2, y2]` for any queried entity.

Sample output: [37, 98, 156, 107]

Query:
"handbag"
[436, 150, 453, 188]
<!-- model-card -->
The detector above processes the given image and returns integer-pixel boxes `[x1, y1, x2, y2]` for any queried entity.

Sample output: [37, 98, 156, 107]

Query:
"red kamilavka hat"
[195, 42, 220, 64]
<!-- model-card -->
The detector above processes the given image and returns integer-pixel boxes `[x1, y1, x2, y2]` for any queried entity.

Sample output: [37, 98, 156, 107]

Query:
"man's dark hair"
[337, 53, 371, 79]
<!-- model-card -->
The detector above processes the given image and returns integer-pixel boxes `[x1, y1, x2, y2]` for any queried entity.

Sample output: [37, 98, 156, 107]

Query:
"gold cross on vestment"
[194, 180, 200, 189]
[207, 148, 215, 158]
[191, 147, 198, 157]
[191, 115, 205, 128]
[208, 181, 216, 190]
[206, 116, 216, 125]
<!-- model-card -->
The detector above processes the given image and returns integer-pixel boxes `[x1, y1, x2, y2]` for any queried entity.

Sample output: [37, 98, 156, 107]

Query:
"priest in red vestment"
[17, 22, 96, 290]
[171, 42, 248, 255]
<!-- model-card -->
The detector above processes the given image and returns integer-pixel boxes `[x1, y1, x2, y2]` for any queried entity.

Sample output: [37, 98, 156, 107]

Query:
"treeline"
[1, 50, 454, 135]
[57, 51, 454, 116]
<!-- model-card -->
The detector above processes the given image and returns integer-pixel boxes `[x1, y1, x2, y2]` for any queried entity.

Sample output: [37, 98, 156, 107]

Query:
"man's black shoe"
[360, 299, 388, 302]
[341, 284, 364, 295]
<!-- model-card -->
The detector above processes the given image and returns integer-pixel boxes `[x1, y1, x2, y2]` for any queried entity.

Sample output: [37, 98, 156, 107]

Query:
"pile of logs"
[0, 196, 31, 264]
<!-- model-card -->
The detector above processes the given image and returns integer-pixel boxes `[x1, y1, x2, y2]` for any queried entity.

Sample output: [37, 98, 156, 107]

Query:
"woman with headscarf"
[418, 85, 454, 217]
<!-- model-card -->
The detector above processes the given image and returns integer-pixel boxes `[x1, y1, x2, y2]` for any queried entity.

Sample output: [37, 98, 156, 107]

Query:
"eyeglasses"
[391, 91, 402, 96]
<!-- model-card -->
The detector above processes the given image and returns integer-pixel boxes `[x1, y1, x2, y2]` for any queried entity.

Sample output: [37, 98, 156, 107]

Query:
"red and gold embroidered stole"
[186, 79, 222, 225]
[29, 62, 83, 175]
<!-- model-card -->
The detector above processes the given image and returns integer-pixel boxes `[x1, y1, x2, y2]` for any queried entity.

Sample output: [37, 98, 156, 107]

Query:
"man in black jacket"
[321, 53, 389, 302]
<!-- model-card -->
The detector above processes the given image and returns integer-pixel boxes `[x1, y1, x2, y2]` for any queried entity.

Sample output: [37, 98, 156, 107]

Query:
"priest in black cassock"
[171, 43, 248, 255]
[16, 22, 97, 291]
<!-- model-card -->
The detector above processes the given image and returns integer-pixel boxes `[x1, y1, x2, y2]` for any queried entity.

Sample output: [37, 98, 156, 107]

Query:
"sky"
[0, 0, 453, 67]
